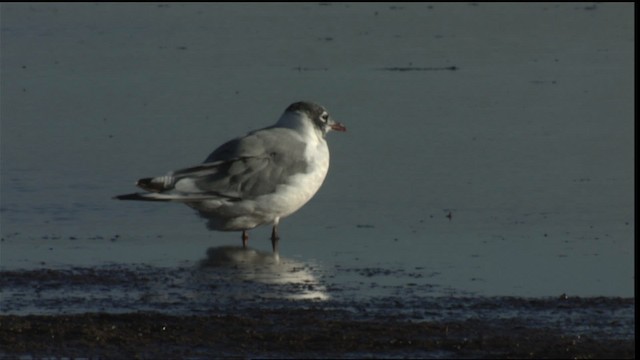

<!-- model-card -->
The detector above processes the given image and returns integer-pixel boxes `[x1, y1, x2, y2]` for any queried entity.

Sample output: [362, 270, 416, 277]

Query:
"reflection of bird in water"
[198, 246, 279, 267]
[115, 101, 345, 253]
[198, 246, 329, 301]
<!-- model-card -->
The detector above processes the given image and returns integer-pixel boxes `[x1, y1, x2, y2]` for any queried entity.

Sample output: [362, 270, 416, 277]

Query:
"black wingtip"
[113, 193, 146, 201]
[113, 192, 173, 202]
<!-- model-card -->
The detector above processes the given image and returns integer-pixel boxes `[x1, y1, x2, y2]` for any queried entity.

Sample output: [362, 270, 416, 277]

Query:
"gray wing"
[122, 128, 308, 202]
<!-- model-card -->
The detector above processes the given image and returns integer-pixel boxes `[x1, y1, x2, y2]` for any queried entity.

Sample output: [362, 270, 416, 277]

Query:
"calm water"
[1, 2, 634, 304]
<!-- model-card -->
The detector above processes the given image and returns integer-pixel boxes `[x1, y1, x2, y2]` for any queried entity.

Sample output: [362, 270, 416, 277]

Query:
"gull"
[114, 101, 346, 253]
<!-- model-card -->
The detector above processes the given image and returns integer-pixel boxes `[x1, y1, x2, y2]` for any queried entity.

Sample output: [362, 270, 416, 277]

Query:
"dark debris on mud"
[0, 309, 634, 359]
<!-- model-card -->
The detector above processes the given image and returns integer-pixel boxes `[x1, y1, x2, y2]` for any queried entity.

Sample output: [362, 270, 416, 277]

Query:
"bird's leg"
[270, 225, 280, 253]
[242, 230, 249, 249]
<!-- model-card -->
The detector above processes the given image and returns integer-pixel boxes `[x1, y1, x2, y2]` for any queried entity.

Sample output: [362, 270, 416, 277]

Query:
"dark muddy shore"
[0, 309, 634, 359]
[0, 265, 634, 359]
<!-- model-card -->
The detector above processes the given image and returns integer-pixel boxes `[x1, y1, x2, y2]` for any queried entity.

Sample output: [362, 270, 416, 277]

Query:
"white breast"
[256, 137, 330, 219]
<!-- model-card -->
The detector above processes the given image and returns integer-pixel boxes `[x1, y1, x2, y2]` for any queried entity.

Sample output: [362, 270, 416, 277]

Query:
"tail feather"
[136, 176, 173, 192]
[113, 175, 177, 201]
[114, 191, 237, 202]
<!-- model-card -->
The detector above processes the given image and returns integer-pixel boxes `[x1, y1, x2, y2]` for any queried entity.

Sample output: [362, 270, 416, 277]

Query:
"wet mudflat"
[0, 263, 634, 359]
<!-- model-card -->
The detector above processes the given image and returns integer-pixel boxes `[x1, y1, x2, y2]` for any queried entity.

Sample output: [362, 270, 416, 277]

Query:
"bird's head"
[281, 101, 346, 137]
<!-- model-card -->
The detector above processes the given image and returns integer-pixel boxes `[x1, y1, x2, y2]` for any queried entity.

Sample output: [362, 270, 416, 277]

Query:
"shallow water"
[0, 2, 635, 358]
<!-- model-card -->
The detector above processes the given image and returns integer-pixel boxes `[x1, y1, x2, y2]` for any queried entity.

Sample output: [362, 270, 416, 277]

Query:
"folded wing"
[114, 128, 308, 202]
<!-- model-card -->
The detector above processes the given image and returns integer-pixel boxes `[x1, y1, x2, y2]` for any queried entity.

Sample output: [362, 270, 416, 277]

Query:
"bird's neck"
[276, 113, 325, 141]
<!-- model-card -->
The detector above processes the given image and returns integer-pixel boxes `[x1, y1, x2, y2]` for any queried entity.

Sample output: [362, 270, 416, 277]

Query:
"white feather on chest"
[255, 135, 330, 218]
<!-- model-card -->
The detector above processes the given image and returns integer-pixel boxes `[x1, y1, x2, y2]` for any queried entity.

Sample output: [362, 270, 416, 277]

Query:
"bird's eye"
[321, 113, 329, 122]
